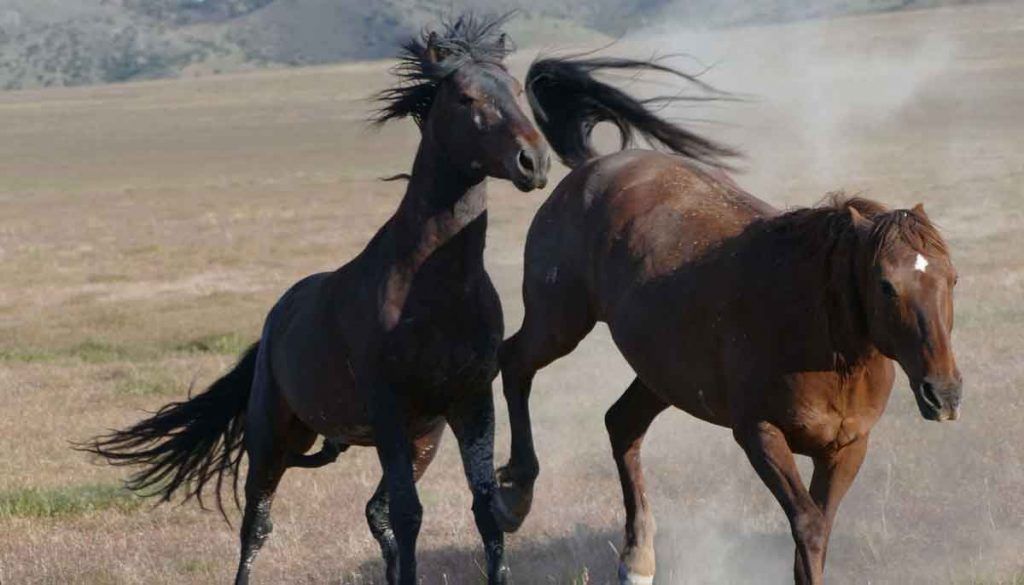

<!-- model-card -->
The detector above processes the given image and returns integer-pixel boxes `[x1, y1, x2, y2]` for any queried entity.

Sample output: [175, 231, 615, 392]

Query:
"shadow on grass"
[348, 527, 827, 584]
[348, 525, 619, 585]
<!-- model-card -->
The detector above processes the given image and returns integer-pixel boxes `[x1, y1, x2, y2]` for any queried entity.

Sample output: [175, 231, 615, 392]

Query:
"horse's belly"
[612, 318, 733, 427]
[647, 370, 733, 427]
[281, 360, 369, 438]
[283, 367, 448, 445]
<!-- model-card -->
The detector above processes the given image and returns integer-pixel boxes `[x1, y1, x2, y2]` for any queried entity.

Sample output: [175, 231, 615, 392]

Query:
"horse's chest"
[381, 292, 502, 402]
[773, 372, 889, 456]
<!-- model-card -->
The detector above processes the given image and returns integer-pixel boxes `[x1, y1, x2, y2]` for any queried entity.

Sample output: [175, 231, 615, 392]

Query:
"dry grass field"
[1, 2, 1023, 584]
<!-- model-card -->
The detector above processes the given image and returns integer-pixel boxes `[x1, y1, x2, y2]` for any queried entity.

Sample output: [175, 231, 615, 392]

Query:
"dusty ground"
[1, 2, 1023, 584]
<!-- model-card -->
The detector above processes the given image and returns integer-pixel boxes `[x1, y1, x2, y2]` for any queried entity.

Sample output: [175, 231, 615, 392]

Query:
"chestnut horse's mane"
[372, 12, 514, 127]
[728, 192, 950, 367]
[752, 192, 949, 263]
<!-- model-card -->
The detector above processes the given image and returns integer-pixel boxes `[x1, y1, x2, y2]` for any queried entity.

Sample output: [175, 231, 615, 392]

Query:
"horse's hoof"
[490, 486, 528, 533]
[618, 563, 654, 585]
[492, 464, 535, 532]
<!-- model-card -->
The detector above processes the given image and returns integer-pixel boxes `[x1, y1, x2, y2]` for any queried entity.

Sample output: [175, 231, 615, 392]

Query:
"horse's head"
[374, 14, 550, 192]
[852, 202, 962, 421]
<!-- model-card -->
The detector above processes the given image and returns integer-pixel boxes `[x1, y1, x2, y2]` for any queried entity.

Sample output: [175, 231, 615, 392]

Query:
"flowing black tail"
[81, 343, 259, 517]
[525, 56, 740, 169]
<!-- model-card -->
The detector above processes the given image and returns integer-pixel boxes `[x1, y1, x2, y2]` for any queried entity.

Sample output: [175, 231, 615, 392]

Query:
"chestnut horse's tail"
[80, 343, 258, 518]
[525, 55, 740, 169]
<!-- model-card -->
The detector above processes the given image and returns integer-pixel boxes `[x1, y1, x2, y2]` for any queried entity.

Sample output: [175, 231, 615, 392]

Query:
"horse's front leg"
[447, 384, 509, 585]
[795, 435, 870, 583]
[733, 421, 827, 585]
[493, 333, 542, 532]
[371, 385, 422, 585]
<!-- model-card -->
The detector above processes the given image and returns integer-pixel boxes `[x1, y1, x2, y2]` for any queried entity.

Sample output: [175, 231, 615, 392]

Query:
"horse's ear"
[911, 202, 928, 219]
[423, 32, 442, 65]
[848, 205, 871, 229]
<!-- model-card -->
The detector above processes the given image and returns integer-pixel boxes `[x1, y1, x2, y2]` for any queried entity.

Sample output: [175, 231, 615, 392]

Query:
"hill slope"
[0, 0, 989, 90]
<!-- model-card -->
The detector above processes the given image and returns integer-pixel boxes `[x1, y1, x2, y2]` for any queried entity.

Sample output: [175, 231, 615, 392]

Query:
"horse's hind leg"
[234, 377, 316, 585]
[494, 272, 595, 532]
[606, 378, 668, 585]
[366, 423, 444, 585]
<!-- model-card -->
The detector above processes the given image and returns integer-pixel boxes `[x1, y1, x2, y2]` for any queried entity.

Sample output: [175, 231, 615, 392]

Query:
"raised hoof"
[491, 485, 528, 533]
[491, 466, 534, 533]
[618, 563, 654, 585]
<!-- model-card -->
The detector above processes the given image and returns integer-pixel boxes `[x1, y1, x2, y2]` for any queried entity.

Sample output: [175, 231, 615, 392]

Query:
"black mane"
[525, 55, 740, 169]
[373, 12, 515, 127]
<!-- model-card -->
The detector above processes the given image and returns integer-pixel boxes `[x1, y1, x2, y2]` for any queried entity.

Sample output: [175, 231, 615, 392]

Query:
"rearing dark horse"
[83, 15, 549, 585]
[492, 56, 963, 584]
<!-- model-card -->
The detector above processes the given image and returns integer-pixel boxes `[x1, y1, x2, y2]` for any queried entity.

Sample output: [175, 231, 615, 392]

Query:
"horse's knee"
[390, 497, 423, 536]
[792, 508, 827, 555]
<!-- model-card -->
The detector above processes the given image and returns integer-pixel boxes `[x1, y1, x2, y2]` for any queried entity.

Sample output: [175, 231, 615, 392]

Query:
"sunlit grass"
[965, 575, 1024, 585]
[174, 332, 251, 356]
[0, 340, 146, 364]
[0, 484, 142, 519]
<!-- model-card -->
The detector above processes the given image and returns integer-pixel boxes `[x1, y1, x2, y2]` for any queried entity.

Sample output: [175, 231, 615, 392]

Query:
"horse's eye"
[458, 94, 474, 106]
[880, 279, 898, 298]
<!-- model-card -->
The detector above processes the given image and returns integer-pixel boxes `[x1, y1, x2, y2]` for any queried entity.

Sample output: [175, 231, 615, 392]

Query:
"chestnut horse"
[84, 15, 549, 585]
[492, 57, 962, 585]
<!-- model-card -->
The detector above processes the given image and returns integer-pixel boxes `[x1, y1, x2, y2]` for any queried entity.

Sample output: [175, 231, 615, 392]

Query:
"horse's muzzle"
[511, 146, 550, 192]
[914, 375, 963, 421]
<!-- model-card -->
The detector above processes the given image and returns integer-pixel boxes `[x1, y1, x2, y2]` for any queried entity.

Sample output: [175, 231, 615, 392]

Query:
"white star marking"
[915, 253, 929, 272]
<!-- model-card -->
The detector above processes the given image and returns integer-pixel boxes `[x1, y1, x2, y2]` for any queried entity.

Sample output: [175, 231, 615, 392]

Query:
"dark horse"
[492, 57, 963, 585]
[83, 15, 549, 585]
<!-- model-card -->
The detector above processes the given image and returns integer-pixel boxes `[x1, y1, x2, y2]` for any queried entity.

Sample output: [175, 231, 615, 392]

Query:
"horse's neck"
[378, 138, 488, 329]
[819, 232, 873, 370]
[391, 138, 488, 266]
[747, 226, 872, 372]
[783, 247, 889, 408]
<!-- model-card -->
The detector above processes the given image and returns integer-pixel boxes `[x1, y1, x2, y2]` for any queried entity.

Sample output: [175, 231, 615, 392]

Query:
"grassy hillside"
[0, 0, 996, 89]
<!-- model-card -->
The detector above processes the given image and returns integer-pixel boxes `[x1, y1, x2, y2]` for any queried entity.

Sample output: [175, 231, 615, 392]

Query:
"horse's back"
[527, 149, 774, 320]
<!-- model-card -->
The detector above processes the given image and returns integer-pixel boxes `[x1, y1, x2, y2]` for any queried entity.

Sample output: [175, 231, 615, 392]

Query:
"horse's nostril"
[518, 150, 534, 173]
[921, 381, 941, 409]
